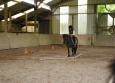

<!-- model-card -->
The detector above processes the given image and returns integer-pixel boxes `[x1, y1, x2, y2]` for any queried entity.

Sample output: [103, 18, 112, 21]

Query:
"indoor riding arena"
[0, 0, 115, 83]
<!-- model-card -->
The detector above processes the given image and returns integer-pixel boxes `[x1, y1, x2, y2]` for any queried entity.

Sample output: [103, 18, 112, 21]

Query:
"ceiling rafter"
[21, 0, 73, 22]
[0, 0, 64, 24]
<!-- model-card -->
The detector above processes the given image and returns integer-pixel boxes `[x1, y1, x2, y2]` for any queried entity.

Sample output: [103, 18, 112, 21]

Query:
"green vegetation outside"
[98, 4, 115, 13]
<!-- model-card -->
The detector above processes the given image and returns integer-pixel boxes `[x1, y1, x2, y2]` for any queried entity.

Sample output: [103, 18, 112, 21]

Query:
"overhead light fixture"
[14, 0, 23, 2]
[12, 13, 24, 19]
[8, 1, 17, 7]
[15, 0, 34, 5]
[43, 0, 52, 4]
[15, 0, 51, 10]
[2, 18, 10, 21]
[23, 0, 34, 5]
[0, 4, 4, 8]
[37, 2, 40, 5]
[0, 1, 17, 11]
[39, 3, 51, 10]
[24, 8, 34, 14]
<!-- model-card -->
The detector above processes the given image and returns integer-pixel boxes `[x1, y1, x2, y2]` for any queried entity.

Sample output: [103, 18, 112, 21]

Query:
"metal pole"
[25, 13, 28, 32]
[72, 15, 74, 27]
[34, 10, 37, 33]
[4, 2, 8, 33]
[50, 12, 52, 34]
[9, 11, 12, 33]
[34, 0, 38, 33]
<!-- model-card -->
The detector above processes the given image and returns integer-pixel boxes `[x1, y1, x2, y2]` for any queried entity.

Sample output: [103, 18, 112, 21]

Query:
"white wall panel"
[53, 7, 60, 15]
[87, 14, 94, 34]
[73, 15, 78, 34]
[78, 14, 87, 34]
[69, 6, 78, 14]
[87, 5, 94, 13]
[87, 5, 95, 34]
[52, 15, 60, 34]
[60, 15, 69, 34]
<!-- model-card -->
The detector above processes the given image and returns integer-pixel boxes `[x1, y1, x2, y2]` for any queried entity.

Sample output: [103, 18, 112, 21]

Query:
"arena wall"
[0, 33, 92, 50]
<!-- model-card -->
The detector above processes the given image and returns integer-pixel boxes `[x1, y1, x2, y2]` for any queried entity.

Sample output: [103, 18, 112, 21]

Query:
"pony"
[62, 34, 78, 57]
[108, 59, 115, 83]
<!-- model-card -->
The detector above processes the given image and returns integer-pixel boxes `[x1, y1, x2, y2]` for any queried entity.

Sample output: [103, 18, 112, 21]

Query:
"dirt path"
[0, 45, 114, 83]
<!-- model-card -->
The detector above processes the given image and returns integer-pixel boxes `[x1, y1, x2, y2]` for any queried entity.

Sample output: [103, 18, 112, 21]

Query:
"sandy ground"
[0, 45, 115, 83]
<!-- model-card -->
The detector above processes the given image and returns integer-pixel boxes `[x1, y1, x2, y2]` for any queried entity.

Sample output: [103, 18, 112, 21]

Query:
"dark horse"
[108, 59, 115, 83]
[62, 34, 78, 57]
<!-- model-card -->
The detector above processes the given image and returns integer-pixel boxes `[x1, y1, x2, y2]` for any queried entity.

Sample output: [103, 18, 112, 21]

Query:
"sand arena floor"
[0, 45, 115, 83]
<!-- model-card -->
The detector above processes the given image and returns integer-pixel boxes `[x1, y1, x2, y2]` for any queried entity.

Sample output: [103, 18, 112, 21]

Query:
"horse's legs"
[72, 48, 74, 56]
[67, 47, 70, 57]
[74, 45, 78, 54]
[72, 45, 77, 56]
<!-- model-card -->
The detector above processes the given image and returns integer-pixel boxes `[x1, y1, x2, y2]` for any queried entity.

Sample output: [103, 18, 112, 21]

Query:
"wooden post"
[34, 0, 37, 33]
[49, 12, 52, 34]
[34, 10, 37, 33]
[9, 11, 12, 33]
[4, 1, 8, 33]
[25, 13, 28, 32]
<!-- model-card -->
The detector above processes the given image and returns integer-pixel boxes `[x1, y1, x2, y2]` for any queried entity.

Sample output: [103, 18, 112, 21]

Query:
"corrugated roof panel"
[8, 3, 31, 12]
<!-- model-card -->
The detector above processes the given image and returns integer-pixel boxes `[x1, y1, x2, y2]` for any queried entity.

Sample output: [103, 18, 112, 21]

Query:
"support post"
[9, 11, 12, 33]
[34, 0, 38, 33]
[4, 2, 8, 33]
[25, 13, 28, 32]
[49, 12, 52, 34]
[34, 10, 37, 33]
